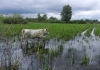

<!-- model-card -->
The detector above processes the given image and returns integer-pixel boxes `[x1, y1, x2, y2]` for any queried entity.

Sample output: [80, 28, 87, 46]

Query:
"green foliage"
[69, 19, 100, 24]
[94, 27, 100, 36]
[67, 47, 76, 65]
[37, 13, 42, 22]
[34, 42, 49, 54]
[0, 14, 4, 22]
[22, 13, 100, 24]
[48, 44, 63, 58]
[48, 16, 58, 23]
[2, 14, 28, 24]
[22, 19, 28, 24]
[68, 47, 74, 53]
[42, 14, 47, 22]
[1, 23, 100, 40]
[37, 13, 47, 22]
[25, 17, 38, 22]
[80, 54, 90, 66]
[49, 49, 59, 58]
[61, 5, 72, 23]
[85, 27, 94, 37]
[43, 65, 50, 70]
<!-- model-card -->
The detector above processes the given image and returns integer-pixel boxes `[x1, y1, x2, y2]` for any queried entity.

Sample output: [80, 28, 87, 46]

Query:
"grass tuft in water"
[80, 54, 90, 66]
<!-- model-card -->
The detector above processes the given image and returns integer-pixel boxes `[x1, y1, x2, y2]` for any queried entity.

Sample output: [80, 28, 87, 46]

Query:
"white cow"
[21, 28, 49, 40]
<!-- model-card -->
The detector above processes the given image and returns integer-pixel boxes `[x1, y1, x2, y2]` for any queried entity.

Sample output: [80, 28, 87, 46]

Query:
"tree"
[37, 13, 42, 22]
[12, 14, 23, 24]
[43, 14, 47, 22]
[48, 16, 58, 23]
[61, 5, 72, 23]
[49, 16, 57, 21]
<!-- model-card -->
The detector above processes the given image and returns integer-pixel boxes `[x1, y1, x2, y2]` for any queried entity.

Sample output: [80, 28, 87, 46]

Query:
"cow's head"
[43, 28, 49, 35]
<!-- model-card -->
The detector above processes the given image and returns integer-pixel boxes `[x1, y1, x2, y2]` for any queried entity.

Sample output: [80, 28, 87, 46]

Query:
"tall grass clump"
[67, 47, 76, 64]
[80, 54, 90, 66]
[48, 44, 63, 58]
[0, 23, 22, 39]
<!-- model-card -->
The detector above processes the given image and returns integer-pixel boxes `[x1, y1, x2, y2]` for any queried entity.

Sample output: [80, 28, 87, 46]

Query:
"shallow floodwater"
[0, 28, 100, 70]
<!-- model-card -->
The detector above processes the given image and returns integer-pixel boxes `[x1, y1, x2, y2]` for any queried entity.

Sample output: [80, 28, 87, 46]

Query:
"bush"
[21, 20, 28, 24]
[2, 14, 28, 24]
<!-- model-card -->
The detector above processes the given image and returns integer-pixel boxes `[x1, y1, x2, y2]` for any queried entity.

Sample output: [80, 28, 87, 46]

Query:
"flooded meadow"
[0, 28, 100, 70]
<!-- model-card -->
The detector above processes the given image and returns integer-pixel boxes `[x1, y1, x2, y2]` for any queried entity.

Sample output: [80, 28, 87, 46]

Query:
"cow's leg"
[42, 37, 46, 47]
[20, 34, 25, 49]
[26, 36, 28, 45]
[21, 33, 25, 41]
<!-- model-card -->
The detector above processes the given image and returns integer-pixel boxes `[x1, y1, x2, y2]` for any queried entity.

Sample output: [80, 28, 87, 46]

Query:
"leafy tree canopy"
[61, 5, 72, 23]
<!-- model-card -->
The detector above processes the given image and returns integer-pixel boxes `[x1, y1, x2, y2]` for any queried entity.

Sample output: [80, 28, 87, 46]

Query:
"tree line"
[0, 14, 28, 24]
[0, 5, 100, 24]
[0, 13, 99, 24]
[25, 13, 64, 23]
[25, 14, 100, 24]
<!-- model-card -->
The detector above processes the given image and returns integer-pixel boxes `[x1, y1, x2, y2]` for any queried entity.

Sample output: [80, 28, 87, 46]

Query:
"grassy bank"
[0, 23, 99, 40]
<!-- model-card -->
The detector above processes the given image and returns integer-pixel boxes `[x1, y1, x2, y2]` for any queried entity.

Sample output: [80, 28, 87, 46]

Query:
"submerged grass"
[0, 23, 100, 40]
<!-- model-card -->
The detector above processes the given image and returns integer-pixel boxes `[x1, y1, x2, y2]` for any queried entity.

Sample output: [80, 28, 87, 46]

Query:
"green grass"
[94, 24, 100, 36]
[85, 24, 100, 37]
[0, 22, 100, 40]
[85, 27, 94, 37]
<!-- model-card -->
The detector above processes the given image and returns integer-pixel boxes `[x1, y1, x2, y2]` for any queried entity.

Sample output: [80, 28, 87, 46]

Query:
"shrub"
[2, 14, 28, 24]
[21, 20, 28, 24]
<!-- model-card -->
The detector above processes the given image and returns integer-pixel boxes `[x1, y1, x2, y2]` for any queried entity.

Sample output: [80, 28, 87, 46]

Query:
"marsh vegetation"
[0, 23, 100, 70]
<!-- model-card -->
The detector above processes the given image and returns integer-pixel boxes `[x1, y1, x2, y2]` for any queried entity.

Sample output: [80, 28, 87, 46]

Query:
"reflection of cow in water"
[22, 42, 49, 55]
[21, 28, 49, 40]
[21, 28, 49, 55]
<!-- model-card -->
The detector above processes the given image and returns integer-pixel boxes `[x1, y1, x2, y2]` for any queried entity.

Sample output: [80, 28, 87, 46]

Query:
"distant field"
[0, 23, 100, 40]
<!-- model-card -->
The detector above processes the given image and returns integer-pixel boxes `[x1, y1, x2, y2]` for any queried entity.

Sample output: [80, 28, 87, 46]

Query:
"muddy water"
[0, 28, 100, 70]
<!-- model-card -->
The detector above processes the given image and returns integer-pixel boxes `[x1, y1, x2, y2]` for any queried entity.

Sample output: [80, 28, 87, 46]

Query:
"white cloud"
[0, 0, 100, 20]
[47, 12, 60, 19]
[72, 10, 100, 20]
[21, 13, 37, 18]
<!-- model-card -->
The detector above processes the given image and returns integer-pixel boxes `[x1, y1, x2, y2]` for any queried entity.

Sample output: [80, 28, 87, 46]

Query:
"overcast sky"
[0, 0, 100, 20]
